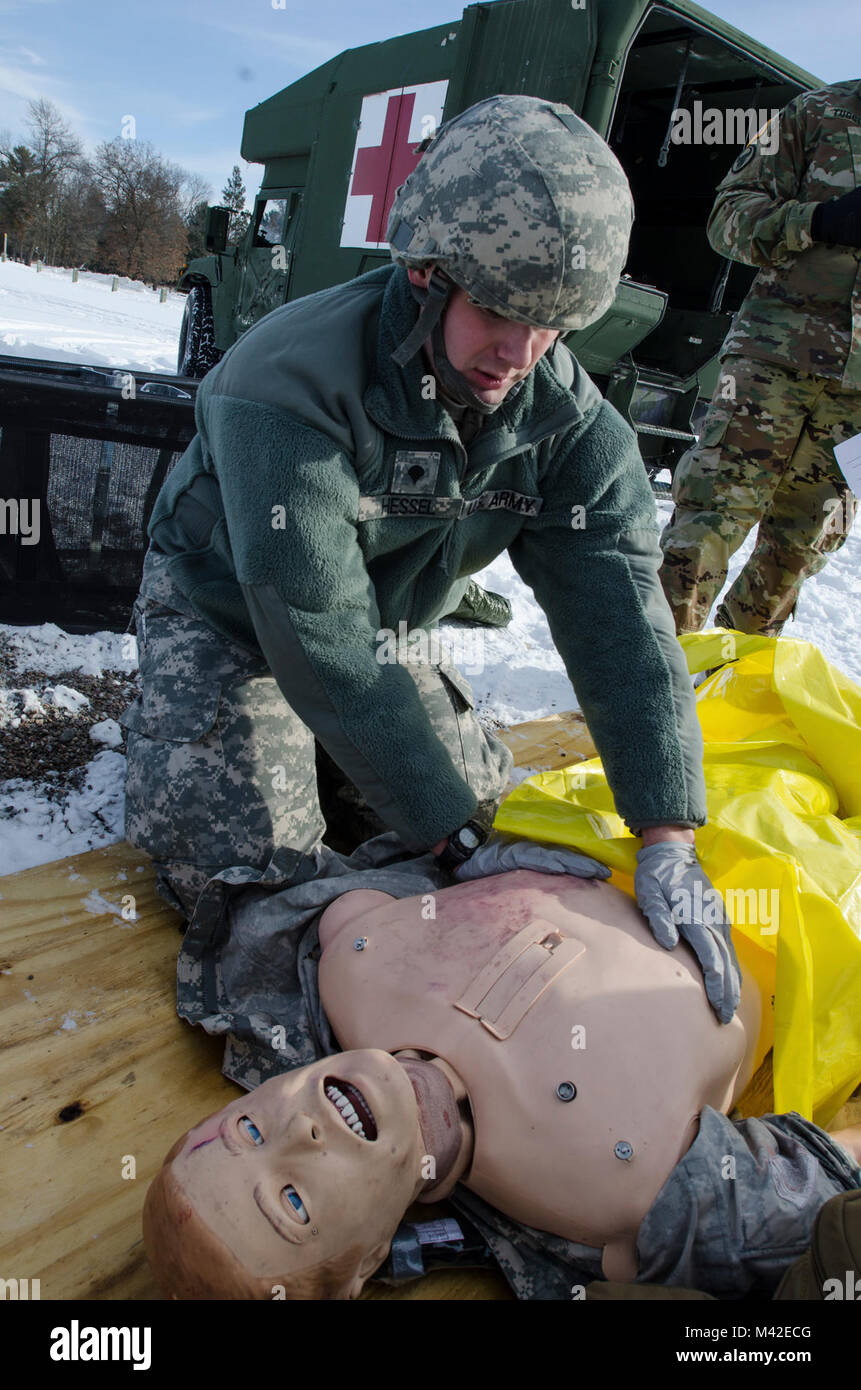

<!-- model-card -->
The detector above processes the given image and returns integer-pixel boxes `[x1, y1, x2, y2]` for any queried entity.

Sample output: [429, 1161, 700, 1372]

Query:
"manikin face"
[168, 1049, 426, 1291]
[406, 265, 559, 405]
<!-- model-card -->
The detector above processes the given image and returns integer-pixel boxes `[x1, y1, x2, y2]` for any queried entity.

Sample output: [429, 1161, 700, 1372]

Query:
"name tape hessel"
[357, 489, 543, 521]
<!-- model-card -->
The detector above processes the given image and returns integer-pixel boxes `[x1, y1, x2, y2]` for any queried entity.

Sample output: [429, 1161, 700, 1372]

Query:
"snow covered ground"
[1, 263, 859, 874]
[0, 260, 185, 373]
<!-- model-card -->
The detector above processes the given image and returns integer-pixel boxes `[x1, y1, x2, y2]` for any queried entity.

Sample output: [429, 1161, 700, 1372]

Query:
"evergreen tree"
[184, 199, 210, 263]
[221, 164, 251, 245]
[0, 144, 39, 257]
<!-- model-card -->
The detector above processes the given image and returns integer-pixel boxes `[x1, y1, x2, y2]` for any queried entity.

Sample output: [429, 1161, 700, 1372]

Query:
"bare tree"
[53, 162, 105, 266]
[180, 171, 211, 224]
[92, 137, 190, 283]
[19, 99, 86, 262]
[1, 99, 211, 277]
[26, 98, 82, 182]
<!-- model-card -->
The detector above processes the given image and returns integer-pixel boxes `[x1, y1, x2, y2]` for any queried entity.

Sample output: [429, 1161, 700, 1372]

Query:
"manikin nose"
[274, 1111, 323, 1153]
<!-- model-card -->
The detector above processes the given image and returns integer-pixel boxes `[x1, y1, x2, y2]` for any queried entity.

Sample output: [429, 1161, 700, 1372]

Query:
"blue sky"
[0, 0, 857, 209]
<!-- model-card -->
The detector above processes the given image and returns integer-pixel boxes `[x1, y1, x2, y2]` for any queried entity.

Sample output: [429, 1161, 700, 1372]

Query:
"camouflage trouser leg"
[121, 548, 511, 918]
[635, 1107, 861, 1298]
[120, 548, 324, 918]
[659, 356, 860, 635]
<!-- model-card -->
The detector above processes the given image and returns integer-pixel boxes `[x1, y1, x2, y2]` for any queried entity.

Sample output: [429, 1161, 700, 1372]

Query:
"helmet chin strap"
[392, 267, 504, 417]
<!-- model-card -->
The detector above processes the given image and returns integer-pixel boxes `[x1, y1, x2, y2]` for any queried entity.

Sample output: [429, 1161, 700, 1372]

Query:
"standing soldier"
[659, 81, 861, 635]
[122, 95, 739, 1022]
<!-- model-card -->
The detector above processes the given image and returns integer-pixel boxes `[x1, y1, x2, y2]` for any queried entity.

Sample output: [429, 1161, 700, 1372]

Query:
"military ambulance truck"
[177, 0, 820, 480]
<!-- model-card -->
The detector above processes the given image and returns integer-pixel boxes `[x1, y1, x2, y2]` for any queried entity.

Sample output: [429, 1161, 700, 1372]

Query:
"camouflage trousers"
[659, 356, 860, 634]
[634, 1106, 860, 1298]
[120, 547, 512, 919]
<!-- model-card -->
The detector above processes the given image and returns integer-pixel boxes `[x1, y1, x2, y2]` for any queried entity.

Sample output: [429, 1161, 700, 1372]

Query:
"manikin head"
[143, 1048, 465, 1300]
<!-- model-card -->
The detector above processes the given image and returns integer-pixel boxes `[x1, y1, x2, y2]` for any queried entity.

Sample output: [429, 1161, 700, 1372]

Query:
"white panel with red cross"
[340, 81, 449, 250]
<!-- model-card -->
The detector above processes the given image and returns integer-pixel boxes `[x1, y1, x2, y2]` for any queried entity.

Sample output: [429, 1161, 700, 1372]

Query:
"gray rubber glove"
[454, 836, 611, 883]
[634, 842, 741, 1024]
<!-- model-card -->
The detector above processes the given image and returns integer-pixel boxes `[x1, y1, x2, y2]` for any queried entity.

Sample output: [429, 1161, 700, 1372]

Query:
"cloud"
[170, 145, 255, 189]
[194, 17, 338, 66]
[0, 59, 44, 102]
[144, 97, 225, 127]
[0, 61, 87, 130]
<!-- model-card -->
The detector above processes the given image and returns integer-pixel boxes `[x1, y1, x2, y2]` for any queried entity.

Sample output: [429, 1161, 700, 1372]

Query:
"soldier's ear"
[406, 266, 433, 290]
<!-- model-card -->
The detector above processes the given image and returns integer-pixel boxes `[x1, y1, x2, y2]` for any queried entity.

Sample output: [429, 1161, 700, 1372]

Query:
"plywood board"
[498, 708, 596, 775]
[0, 841, 515, 1300]
[2, 707, 853, 1302]
[0, 708, 598, 1302]
[0, 842, 236, 1299]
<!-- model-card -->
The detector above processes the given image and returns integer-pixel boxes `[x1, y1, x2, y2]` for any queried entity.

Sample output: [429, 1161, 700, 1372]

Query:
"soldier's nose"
[494, 323, 541, 370]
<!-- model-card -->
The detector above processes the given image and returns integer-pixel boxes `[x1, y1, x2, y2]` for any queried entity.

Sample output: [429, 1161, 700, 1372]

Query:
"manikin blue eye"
[284, 1185, 309, 1222]
[241, 1117, 263, 1145]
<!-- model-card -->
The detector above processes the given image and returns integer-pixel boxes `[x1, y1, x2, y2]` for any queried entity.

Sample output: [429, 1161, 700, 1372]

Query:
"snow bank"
[0, 260, 185, 374]
[0, 750, 126, 874]
[0, 623, 136, 677]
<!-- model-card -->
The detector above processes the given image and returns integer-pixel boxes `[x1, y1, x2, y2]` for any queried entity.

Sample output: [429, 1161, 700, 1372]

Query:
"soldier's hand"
[811, 187, 861, 248]
[453, 835, 611, 883]
[634, 843, 742, 1025]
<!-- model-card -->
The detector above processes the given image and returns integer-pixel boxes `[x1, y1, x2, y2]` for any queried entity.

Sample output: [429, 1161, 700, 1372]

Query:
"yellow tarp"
[496, 633, 861, 1128]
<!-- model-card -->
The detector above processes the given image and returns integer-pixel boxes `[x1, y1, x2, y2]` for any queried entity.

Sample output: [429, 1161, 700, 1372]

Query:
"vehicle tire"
[177, 283, 220, 378]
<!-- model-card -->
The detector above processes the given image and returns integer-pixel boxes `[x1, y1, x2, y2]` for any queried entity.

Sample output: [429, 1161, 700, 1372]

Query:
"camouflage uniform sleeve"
[706, 92, 822, 266]
[509, 398, 706, 833]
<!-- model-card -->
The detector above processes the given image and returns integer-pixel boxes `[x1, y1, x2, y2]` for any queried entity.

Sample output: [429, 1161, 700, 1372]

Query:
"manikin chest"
[319, 871, 756, 1253]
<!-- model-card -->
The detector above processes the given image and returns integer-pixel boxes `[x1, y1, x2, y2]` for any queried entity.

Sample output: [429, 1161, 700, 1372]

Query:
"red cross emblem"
[351, 91, 423, 243]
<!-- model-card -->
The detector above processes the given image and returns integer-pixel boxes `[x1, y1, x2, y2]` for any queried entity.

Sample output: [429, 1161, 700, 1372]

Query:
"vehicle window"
[254, 200, 287, 247]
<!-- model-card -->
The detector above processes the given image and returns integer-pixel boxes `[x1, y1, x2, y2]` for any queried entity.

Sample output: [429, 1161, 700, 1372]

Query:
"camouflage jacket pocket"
[696, 394, 739, 450]
[437, 659, 477, 712]
[672, 397, 739, 509]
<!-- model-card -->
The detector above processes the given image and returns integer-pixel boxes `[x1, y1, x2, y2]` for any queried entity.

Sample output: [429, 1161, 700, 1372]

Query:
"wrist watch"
[436, 819, 490, 872]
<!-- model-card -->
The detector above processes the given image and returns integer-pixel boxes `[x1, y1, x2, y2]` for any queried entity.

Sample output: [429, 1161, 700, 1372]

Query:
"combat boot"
[446, 579, 513, 628]
[713, 602, 735, 631]
[714, 601, 786, 638]
[694, 602, 738, 687]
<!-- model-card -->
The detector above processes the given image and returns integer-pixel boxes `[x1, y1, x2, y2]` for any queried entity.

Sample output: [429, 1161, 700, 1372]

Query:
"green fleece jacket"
[149, 263, 706, 849]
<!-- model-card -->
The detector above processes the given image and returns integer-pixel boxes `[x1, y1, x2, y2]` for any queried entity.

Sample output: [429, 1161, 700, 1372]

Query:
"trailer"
[0, 356, 197, 632]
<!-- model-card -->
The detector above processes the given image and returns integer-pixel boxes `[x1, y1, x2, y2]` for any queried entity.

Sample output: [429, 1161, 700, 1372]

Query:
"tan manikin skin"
[317, 869, 762, 1280]
[152, 871, 764, 1291]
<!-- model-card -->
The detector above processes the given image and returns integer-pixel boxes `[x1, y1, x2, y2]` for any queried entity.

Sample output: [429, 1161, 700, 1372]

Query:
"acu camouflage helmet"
[387, 93, 634, 332]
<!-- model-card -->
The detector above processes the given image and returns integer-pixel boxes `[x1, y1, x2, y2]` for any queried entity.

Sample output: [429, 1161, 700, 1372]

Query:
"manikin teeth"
[325, 1084, 366, 1138]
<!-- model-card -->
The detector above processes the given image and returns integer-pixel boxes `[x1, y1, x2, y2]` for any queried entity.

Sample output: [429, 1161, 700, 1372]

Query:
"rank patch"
[391, 450, 441, 494]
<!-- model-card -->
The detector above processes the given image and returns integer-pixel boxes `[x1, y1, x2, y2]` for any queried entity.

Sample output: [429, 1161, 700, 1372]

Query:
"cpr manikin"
[142, 870, 858, 1298]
